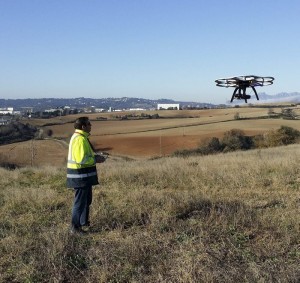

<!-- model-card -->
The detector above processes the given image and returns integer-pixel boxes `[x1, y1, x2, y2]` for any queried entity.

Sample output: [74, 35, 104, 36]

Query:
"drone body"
[215, 75, 274, 103]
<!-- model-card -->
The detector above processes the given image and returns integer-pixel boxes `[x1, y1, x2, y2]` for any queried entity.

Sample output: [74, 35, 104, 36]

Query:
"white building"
[157, 103, 180, 110]
[0, 107, 14, 115]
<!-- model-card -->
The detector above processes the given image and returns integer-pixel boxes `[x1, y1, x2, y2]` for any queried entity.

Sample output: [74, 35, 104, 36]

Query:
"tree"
[234, 112, 240, 120]
[46, 129, 53, 137]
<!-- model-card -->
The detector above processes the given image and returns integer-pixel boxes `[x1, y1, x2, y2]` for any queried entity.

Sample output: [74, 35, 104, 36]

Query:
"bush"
[281, 108, 297, 120]
[174, 126, 300, 157]
[277, 125, 300, 144]
[46, 129, 53, 137]
[0, 122, 38, 145]
[173, 148, 198, 157]
[265, 126, 300, 147]
[234, 112, 240, 120]
[198, 137, 223, 155]
[221, 129, 253, 152]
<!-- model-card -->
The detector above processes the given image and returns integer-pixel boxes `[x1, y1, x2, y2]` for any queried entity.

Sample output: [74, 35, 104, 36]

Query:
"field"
[1, 106, 300, 166]
[0, 144, 299, 282]
[0, 107, 300, 282]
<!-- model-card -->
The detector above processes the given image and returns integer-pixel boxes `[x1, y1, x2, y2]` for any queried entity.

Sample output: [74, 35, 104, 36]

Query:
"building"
[157, 103, 180, 110]
[0, 107, 14, 115]
[0, 117, 11, 125]
[21, 107, 34, 116]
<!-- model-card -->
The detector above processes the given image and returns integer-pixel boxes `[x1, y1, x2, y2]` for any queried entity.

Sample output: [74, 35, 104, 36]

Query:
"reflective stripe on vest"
[67, 171, 97, 178]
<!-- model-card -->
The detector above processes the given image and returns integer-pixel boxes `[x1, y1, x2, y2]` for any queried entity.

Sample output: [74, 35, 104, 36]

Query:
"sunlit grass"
[0, 144, 299, 282]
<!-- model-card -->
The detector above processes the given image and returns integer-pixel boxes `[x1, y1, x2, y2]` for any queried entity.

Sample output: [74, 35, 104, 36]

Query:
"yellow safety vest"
[67, 129, 99, 188]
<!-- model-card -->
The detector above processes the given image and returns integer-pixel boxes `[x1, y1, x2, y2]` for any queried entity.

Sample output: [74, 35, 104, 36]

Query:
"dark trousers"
[71, 186, 92, 228]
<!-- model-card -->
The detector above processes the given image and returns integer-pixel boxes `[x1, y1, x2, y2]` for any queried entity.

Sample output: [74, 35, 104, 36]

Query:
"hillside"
[0, 145, 299, 282]
[1, 93, 300, 112]
[0, 97, 214, 112]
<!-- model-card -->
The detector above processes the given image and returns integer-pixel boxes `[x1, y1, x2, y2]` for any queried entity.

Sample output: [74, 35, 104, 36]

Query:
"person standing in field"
[67, 117, 106, 234]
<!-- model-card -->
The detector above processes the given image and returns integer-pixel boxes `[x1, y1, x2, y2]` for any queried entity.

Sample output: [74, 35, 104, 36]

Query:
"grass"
[0, 145, 299, 282]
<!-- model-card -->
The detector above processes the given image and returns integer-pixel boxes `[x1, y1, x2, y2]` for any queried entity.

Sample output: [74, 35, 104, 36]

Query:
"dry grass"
[0, 144, 299, 282]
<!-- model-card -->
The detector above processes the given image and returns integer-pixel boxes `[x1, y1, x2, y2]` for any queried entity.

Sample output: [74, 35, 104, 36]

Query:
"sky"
[1, 0, 300, 104]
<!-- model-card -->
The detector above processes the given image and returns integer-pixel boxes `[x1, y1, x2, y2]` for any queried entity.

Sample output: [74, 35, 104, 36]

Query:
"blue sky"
[1, 0, 300, 104]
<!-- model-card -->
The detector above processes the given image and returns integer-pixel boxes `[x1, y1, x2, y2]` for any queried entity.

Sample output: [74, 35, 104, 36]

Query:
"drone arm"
[231, 87, 239, 102]
[251, 86, 259, 100]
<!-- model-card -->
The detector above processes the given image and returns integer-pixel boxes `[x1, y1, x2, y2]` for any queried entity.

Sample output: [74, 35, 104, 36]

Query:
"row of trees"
[234, 108, 299, 121]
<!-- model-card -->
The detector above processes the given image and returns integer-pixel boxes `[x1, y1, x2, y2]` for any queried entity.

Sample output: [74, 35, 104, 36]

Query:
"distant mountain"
[0, 97, 214, 112]
[258, 92, 300, 102]
[228, 92, 300, 104]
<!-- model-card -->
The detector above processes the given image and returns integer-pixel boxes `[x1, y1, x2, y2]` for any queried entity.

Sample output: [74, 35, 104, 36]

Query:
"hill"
[0, 145, 299, 282]
[2, 92, 300, 112]
[0, 97, 214, 112]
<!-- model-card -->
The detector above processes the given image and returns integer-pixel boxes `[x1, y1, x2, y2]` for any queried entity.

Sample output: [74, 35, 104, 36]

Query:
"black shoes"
[70, 226, 88, 235]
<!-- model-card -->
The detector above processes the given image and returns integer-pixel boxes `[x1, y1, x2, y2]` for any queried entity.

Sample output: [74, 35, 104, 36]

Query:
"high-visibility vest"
[67, 129, 99, 188]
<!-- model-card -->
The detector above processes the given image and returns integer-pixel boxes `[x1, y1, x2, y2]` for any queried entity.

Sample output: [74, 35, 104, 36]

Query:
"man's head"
[74, 117, 92, 133]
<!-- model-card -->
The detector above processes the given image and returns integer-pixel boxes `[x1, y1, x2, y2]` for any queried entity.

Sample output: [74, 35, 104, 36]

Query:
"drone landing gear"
[230, 86, 259, 103]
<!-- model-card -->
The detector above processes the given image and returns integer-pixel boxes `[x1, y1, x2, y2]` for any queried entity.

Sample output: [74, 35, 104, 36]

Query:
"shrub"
[174, 126, 300, 157]
[0, 122, 38, 145]
[46, 129, 53, 137]
[254, 126, 300, 148]
[221, 129, 253, 152]
[198, 137, 223, 155]
[281, 108, 296, 120]
[173, 148, 198, 157]
[277, 125, 300, 144]
[234, 112, 240, 120]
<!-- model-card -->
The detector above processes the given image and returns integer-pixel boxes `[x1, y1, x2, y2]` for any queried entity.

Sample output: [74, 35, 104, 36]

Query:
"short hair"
[74, 117, 90, 129]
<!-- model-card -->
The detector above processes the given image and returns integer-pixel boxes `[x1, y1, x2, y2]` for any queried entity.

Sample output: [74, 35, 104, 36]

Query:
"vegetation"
[281, 108, 297, 120]
[174, 126, 300, 157]
[0, 144, 299, 282]
[0, 122, 38, 145]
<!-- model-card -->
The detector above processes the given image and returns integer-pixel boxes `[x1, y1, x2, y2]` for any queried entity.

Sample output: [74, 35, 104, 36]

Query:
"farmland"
[1, 106, 300, 166]
[0, 106, 300, 282]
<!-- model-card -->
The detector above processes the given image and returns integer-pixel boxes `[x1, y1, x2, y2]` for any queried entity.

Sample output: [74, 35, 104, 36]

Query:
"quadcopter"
[215, 75, 274, 103]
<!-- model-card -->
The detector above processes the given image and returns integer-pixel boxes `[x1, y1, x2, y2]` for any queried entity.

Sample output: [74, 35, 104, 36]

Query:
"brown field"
[1, 107, 300, 165]
[0, 139, 67, 167]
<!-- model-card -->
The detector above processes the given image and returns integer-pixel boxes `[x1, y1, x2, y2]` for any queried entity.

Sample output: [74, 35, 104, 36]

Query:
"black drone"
[215, 75, 274, 103]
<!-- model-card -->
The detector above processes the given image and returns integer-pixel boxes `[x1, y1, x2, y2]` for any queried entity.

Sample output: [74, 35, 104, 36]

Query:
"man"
[67, 117, 106, 234]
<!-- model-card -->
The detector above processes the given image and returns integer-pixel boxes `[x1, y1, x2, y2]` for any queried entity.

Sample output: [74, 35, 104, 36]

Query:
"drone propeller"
[215, 75, 274, 103]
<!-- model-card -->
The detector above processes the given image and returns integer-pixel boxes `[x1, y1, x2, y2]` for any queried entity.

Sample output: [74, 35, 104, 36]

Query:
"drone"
[215, 75, 274, 103]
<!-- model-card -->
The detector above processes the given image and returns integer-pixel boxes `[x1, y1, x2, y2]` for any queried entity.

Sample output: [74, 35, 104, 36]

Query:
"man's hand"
[95, 154, 107, 163]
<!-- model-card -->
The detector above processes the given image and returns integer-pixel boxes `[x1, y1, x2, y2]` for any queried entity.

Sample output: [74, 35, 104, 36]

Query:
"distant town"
[1, 93, 300, 125]
[0, 97, 218, 124]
